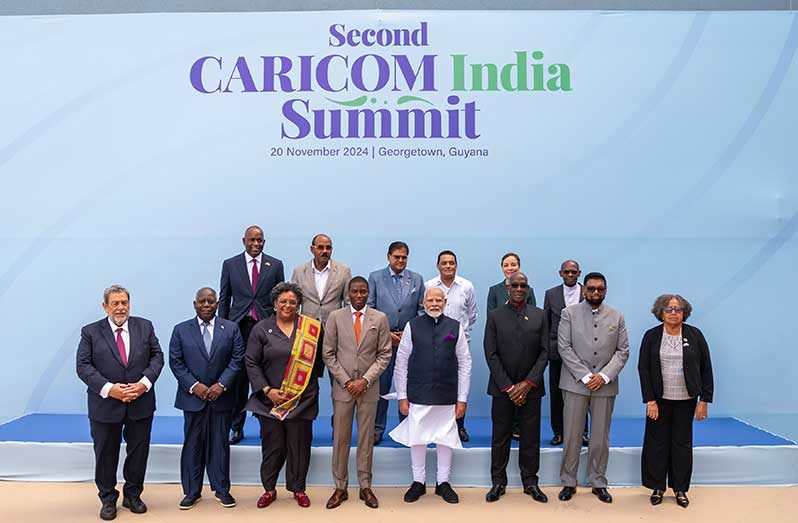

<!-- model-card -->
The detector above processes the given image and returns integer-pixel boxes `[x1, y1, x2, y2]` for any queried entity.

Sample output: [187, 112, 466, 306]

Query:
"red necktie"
[115, 328, 128, 366]
[251, 259, 260, 320]
[354, 311, 363, 344]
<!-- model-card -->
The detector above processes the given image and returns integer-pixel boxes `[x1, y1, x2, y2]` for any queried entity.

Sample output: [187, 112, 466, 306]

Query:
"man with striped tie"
[169, 287, 245, 510]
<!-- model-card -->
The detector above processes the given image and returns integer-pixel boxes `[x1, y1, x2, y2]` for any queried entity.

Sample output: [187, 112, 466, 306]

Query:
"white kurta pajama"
[389, 318, 472, 482]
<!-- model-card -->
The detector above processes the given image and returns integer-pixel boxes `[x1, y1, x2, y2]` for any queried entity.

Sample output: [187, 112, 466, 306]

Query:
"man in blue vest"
[389, 287, 472, 504]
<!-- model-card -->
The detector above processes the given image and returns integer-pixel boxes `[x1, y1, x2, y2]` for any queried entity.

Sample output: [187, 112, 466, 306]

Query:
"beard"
[426, 309, 443, 318]
[585, 295, 604, 307]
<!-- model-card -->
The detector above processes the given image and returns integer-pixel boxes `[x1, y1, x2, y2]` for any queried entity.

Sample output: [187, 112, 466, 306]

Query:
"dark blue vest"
[407, 314, 461, 405]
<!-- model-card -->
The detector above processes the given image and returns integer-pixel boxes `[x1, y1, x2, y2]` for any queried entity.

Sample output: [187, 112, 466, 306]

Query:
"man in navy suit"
[367, 241, 424, 444]
[76, 285, 164, 521]
[219, 225, 284, 444]
[169, 287, 245, 510]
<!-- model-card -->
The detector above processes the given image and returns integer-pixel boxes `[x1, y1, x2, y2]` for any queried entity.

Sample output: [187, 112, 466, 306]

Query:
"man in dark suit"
[367, 241, 424, 444]
[219, 225, 284, 444]
[76, 285, 164, 521]
[483, 272, 549, 503]
[543, 259, 588, 446]
[169, 287, 245, 510]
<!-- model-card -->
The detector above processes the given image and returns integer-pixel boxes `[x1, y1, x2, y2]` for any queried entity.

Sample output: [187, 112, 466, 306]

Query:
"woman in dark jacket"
[245, 282, 324, 509]
[638, 294, 713, 508]
[486, 252, 536, 313]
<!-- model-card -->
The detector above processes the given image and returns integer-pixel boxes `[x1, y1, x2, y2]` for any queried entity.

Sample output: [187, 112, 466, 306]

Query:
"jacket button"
[594, 352, 597, 355]
[594, 337, 598, 341]
[592, 365, 596, 369]
[594, 324, 598, 328]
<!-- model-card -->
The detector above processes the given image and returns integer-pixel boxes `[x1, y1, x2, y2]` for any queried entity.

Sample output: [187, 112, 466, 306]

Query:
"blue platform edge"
[0, 413, 794, 448]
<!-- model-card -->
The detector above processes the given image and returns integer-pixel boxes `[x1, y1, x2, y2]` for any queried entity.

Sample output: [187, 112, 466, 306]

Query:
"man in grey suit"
[290, 233, 352, 324]
[557, 272, 628, 504]
[322, 276, 392, 509]
[367, 241, 425, 444]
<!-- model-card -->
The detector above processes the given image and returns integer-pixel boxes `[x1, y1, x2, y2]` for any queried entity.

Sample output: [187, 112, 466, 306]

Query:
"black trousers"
[549, 359, 588, 436]
[90, 415, 153, 503]
[490, 395, 541, 487]
[231, 316, 257, 434]
[257, 415, 313, 492]
[641, 397, 697, 492]
[180, 406, 233, 496]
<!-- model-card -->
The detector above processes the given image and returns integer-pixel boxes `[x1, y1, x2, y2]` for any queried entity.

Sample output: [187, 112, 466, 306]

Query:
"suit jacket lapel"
[208, 321, 225, 360]
[254, 256, 273, 295]
[101, 319, 125, 367]
[383, 268, 401, 306]
[126, 318, 138, 366]
[357, 307, 375, 350]
[191, 320, 210, 361]
[319, 260, 336, 302]
[304, 262, 321, 303]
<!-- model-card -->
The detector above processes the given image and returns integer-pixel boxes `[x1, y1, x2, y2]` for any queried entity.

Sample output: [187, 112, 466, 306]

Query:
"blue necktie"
[393, 273, 403, 302]
[201, 322, 212, 355]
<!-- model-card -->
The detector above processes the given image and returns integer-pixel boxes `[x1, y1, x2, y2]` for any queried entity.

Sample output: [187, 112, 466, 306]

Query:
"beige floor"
[0, 482, 794, 523]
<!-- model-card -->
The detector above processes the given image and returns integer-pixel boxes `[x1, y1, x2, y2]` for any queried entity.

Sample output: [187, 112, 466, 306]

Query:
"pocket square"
[444, 333, 456, 341]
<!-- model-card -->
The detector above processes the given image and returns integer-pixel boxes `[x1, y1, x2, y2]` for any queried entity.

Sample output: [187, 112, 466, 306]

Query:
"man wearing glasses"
[556, 272, 629, 504]
[543, 260, 589, 447]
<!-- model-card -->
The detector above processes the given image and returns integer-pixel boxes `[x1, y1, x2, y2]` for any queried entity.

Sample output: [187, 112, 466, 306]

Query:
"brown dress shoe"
[360, 488, 379, 508]
[325, 489, 348, 509]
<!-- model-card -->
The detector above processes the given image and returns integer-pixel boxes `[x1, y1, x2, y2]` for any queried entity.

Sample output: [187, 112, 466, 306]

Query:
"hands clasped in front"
[192, 383, 225, 402]
[108, 382, 147, 403]
[507, 381, 532, 406]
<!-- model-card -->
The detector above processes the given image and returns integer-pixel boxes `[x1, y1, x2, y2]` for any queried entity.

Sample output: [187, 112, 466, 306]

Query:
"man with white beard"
[390, 287, 472, 504]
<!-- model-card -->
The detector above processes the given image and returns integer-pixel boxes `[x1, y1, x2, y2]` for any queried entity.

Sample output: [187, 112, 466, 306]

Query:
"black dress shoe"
[229, 430, 243, 445]
[99, 501, 117, 520]
[650, 489, 664, 505]
[179, 494, 201, 510]
[675, 491, 689, 508]
[550, 434, 563, 446]
[558, 486, 576, 501]
[485, 485, 505, 502]
[523, 485, 548, 503]
[591, 487, 613, 503]
[458, 426, 470, 442]
[122, 496, 147, 513]
[582, 434, 590, 447]
[403, 481, 426, 502]
[215, 491, 236, 508]
[435, 482, 459, 504]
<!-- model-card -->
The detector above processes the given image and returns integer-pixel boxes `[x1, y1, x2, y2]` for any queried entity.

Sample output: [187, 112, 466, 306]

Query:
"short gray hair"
[195, 287, 217, 299]
[651, 294, 692, 322]
[103, 285, 130, 303]
[270, 281, 304, 306]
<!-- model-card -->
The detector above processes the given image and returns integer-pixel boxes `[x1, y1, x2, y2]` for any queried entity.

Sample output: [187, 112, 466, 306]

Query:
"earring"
[273, 307, 277, 312]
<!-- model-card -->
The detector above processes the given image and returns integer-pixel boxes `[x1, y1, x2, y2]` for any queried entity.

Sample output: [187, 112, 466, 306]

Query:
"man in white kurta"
[390, 287, 472, 504]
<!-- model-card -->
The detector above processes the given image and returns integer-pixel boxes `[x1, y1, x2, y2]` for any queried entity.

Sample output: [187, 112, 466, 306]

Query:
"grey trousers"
[559, 390, 615, 488]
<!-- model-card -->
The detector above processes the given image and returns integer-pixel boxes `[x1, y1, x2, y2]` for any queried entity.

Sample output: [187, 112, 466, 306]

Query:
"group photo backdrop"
[0, 10, 796, 430]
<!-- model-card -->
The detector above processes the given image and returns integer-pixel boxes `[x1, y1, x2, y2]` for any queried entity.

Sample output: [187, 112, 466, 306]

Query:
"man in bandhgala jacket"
[557, 272, 629, 505]
[390, 287, 472, 505]
[76, 285, 164, 521]
[483, 272, 549, 503]
[169, 287, 245, 510]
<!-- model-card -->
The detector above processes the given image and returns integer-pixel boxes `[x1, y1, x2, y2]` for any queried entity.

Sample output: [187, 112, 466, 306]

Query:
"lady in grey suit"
[486, 253, 536, 313]
[638, 294, 713, 508]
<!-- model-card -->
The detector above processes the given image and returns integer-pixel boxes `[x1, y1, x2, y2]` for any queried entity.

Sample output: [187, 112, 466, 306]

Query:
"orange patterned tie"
[354, 311, 363, 344]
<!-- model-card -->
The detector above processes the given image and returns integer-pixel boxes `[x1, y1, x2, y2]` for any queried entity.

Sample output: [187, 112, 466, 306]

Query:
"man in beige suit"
[322, 276, 392, 509]
[291, 234, 352, 323]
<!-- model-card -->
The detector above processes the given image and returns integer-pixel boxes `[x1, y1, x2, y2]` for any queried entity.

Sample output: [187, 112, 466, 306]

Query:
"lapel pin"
[265, 262, 271, 266]
[524, 316, 528, 321]
[268, 329, 273, 333]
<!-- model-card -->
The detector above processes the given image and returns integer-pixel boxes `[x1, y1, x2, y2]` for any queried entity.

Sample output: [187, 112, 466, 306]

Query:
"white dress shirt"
[99, 318, 153, 398]
[563, 283, 581, 307]
[313, 261, 331, 298]
[394, 321, 472, 403]
[424, 275, 478, 341]
[350, 305, 371, 385]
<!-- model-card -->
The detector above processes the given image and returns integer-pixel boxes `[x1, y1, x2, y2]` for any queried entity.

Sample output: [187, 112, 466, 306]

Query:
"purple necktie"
[115, 328, 128, 366]
[251, 259, 260, 320]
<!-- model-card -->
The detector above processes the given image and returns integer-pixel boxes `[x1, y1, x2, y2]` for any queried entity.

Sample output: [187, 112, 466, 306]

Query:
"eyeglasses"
[585, 286, 606, 293]
[509, 283, 529, 289]
[663, 306, 683, 314]
[562, 270, 579, 275]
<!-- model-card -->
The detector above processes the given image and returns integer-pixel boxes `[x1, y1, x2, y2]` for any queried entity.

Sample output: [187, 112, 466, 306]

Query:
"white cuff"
[580, 374, 593, 384]
[139, 377, 152, 391]
[189, 381, 199, 394]
[599, 372, 611, 384]
[100, 382, 113, 399]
